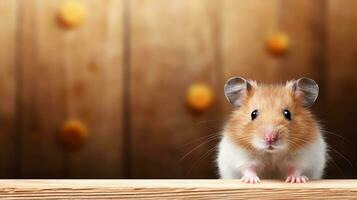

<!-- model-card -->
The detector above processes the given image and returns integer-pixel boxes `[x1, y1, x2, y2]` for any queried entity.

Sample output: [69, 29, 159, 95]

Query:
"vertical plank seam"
[318, 0, 328, 113]
[212, 0, 224, 179]
[13, 0, 24, 178]
[215, 0, 223, 98]
[214, 0, 225, 139]
[122, 0, 131, 178]
[276, 0, 284, 81]
[62, 27, 71, 179]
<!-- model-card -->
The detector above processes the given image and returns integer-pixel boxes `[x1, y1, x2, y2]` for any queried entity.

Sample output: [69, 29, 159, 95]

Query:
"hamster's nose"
[264, 132, 278, 145]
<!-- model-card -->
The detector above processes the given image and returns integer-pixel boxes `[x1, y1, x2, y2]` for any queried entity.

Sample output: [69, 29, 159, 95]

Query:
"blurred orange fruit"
[266, 33, 290, 56]
[60, 119, 88, 150]
[58, 1, 86, 29]
[186, 83, 214, 112]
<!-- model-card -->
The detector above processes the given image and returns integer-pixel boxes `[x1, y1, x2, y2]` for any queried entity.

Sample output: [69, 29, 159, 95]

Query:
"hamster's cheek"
[251, 135, 266, 150]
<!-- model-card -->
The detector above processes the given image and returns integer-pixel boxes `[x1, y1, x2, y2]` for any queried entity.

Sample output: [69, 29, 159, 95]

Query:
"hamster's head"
[224, 77, 319, 154]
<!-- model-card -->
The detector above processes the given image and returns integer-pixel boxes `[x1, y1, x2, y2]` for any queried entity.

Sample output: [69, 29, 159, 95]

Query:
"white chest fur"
[216, 133, 327, 180]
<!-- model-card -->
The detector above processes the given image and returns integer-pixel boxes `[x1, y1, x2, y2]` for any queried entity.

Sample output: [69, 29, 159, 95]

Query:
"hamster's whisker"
[327, 146, 356, 173]
[246, 145, 256, 153]
[187, 146, 218, 175]
[328, 156, 346, 178]
[181, 131, 221, 147]
[287, 138, 352, 177]
[180, 135, 220, 162]
[287, 137, 308, 151]
[288, 136, 312, 143]
[287, 140, 301, 151]
[195, 119, 225, 126]
[323, 130, 350, 144]
[234, 136, 252, 141]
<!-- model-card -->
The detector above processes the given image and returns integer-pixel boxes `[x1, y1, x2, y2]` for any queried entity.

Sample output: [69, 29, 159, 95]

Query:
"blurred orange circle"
[266, 33, 290, 56]
[186, 83, 214, 112]
[58, 1, 86, 29]
[60, 119, 88, 150]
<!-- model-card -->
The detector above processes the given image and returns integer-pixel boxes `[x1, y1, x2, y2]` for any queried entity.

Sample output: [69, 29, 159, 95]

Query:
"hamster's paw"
[241, 175, 260, 184]
[285, 175, 309, 183]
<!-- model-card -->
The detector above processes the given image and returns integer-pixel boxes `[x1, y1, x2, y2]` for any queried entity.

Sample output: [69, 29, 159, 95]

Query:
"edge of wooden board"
[0, 179, 357, 189]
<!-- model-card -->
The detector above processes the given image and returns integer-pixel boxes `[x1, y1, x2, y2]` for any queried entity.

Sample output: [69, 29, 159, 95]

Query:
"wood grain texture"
[278, 0, 325, 82]
[221, 0, 280, 83]
[0, 180, 357, 199]
[325, 0, 357, 178]
[0, 0, 17, 178]
[222, 0, 325, 82]
[129, 0, 222, 178]
[63, 0, 124, 178]
[18, 0, 124, 178]
[326, 0, 357, 106]
[19, 0, 67, 177]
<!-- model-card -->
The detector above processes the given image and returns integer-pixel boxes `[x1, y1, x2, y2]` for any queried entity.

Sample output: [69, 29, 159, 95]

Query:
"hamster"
[217, 77, 327, 183]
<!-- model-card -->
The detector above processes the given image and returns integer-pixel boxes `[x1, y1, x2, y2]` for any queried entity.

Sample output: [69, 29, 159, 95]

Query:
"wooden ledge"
[0, 180, 357, 199]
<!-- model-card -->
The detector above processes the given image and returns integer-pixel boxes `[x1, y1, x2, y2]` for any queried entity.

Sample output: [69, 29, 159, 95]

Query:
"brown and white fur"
[217, 77, 327, 183]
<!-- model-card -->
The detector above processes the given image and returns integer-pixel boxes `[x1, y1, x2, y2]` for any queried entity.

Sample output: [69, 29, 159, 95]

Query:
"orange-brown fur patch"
[226, 82, 318, 154]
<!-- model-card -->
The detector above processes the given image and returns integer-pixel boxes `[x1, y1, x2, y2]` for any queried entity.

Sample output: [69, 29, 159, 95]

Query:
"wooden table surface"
[0, 180, 357, 199]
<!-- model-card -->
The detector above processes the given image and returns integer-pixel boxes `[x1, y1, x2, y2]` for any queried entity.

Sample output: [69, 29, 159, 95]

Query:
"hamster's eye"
[283, 109, 291, 120]
[251, 110, 258, 120]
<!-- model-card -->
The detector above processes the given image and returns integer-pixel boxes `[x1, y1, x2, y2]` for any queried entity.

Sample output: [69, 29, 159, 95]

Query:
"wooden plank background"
[0, 0, 17, 178]
[129, 0, 221, 178]
[222, 0, 280, 83]
[19, 0, 68, 178]
[325, 0, 357, 178]
[62, 0, 124, 179]
[17, 0, 124, 178]
[0, 0, 355, 178]
[0, 180, 357, 199]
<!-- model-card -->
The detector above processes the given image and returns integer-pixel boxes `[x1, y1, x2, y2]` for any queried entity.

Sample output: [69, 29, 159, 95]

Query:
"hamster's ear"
[292, 77, 319, 107]
[224, 77, 252, 108]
